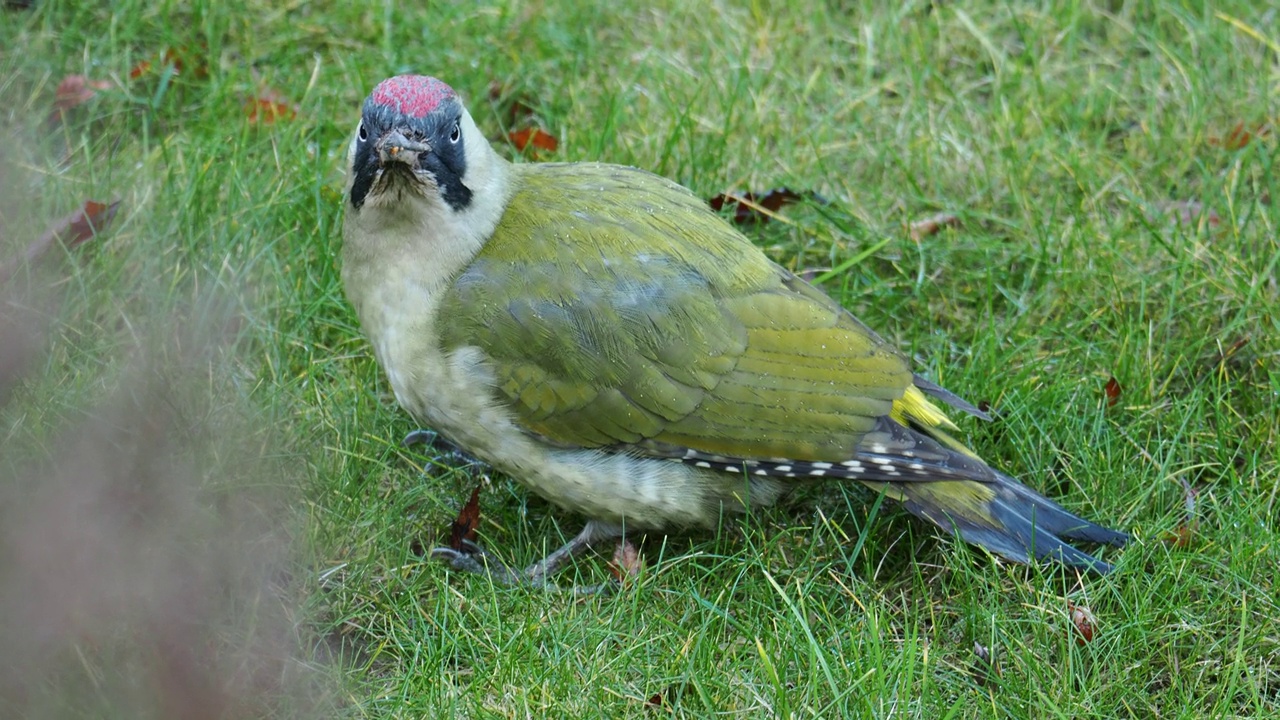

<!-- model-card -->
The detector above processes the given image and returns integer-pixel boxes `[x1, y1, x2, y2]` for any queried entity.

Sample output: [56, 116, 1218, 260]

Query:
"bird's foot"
[401, 428, 442, 448]
[401, 428, 486, 468]
[429, 521, 623, 594]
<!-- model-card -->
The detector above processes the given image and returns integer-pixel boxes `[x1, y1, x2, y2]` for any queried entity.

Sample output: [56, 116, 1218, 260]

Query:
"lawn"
[1, 0, 1277, 717]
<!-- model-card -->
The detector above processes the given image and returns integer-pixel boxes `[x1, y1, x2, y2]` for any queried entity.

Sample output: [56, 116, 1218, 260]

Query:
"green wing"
[435, 162, 1129, 571]
[437, 162, 911, 463]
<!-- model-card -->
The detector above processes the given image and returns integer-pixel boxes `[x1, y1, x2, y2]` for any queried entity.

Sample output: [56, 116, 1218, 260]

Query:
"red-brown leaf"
[52, 75, 111, 114]
[130, 47, 201, 80]
[0, 200, 121, 283]
[245, 90, 297, 124]
[1209, 121, 1272, 150]
[1068, 601, 1097, 646]
[607, 537, 643, 584]
[1163, 524, 1195, 548]
[1151, 200, 1221, 229]
[708, 188, 807, 225]
[507, 128, 558, 154]
[908, 211, 961, 240]
[1212, 336, 1250, 368]
[972, 641, 999, 686]
[62, 200, 120, 248]
[1162, 477, 1199, 548]
[488, 81, 539, 127]
[1104, 376, 1122, 407]
[643, 681, 691, 709]
[447, 486, 482, 551]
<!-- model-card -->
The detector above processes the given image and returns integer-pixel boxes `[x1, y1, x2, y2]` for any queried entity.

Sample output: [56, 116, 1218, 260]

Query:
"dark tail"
[881, 472, 1128, 573]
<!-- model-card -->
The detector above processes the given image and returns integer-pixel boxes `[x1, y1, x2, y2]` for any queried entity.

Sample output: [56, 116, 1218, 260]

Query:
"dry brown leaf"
[129, 47, 207, 80]
[908, 211, 961, 241]
[708, 188, 810, 225]
[607, 537, 643, 584]
[1163, 477, 1199, 549]
[447, 486, 482, 551]
[1209, 121, 1272, 150]
[507, 127, 558, 155]
[643, 680, 692, 710]
[488, 80, 539, 128]
[972, 641, 999, 687]
[1104, 376, 1122, 407]
[1150, 200, 1220, 229]
[48, 75, 111, 124]
[1068, 601, 1097, 646]
[0, 200, 122, 283]
[245, 89, 297, 124]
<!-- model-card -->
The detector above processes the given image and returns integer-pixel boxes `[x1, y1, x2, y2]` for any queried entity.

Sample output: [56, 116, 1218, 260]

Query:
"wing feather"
[438, 162, 912, 462]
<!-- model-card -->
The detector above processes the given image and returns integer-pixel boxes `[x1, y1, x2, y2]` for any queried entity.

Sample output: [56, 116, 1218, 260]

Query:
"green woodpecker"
[340, 75, 1127, 584]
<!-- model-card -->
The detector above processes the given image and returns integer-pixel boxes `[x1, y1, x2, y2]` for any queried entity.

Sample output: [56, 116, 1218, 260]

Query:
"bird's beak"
[377, 128, 431, 167]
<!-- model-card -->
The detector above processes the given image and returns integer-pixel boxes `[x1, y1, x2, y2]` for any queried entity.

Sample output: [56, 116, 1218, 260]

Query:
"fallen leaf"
[244, 86, 297, 124]
[1150, 200, 1220, 229]
[971, 641, 999, 687]
[607, 537, 643, 584]
[447, 485, 482, 551]
[488, 80, 539, 127]
[0, 200, 121, 283]
[1162, 477, 1198, 549]
[129, 47, 206, 80]
[1164, 524, 1195, 549]
[908, 211, 961, 241]
[796, 267, 831, 283]
[59, 200, 120, 249]
[1206, 336, 1251, 373]
[1104, 376, 1122, 407]
[709, 188, 812, 225]
[1208, 121, 1272, 150]
[643, 681, 691, 709]
[1068, 601, 1097, 646]
[507, 127, 558, 155]
[49, 75, 111, 121]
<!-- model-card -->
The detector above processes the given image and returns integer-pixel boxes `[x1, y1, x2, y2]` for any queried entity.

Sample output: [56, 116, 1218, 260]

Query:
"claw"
[401, 428, 440, 448]
[430, 545, 499, 576]
[401, 427, 486, 468]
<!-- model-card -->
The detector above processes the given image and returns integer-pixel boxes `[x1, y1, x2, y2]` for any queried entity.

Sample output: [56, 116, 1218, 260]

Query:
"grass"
[1, 0, 1278, 717]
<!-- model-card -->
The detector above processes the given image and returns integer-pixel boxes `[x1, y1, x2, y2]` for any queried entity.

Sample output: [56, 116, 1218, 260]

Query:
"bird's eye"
[357, 123, 368, 142]
[449, 121, 460, 144]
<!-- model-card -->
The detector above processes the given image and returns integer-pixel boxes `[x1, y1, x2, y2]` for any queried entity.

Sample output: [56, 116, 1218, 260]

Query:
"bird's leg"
[524, 520, 623, 585]
[430, 520, 623, 591]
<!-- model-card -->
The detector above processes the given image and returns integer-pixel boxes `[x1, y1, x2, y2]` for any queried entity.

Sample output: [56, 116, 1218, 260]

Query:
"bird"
[339, 74, 1128, 585]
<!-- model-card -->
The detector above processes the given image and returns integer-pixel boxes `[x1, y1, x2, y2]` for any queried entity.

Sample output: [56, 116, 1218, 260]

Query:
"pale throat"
[340, 121, 516, 414]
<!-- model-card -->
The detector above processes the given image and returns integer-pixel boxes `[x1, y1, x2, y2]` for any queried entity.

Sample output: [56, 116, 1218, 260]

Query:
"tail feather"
[668, 385, 1128, 571]
[879, 384, 1128, 572]
[881, 472, 1128, 573]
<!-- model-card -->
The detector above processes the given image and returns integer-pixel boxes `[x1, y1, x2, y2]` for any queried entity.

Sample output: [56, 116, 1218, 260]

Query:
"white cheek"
[460, 110, 486, 170]
[345, 123, 362, 178]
